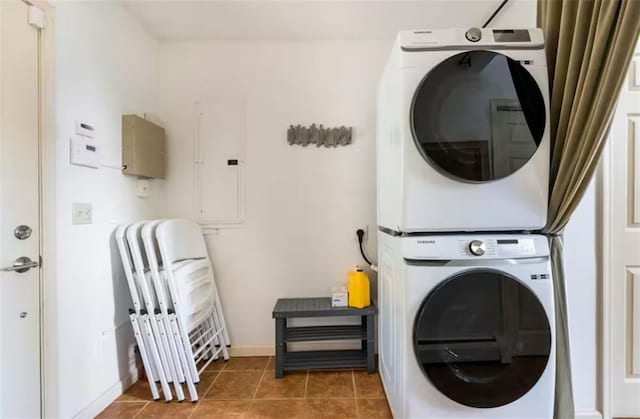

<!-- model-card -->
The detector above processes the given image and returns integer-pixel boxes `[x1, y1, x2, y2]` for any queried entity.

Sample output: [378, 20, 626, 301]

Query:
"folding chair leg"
[213, 291, 231, 347]
[197, 323, 210, 360]
[210, 310, 230, 361]
[150, 313, 173, 382]
[130, 313, 160, 401]
[163, 315, 186, 383]
[141, 313, 173, 401]
[157, 313, 185, 401]
[206, 315, 220, 348]
[203, 317, 219, 360]
[169, 314, 199, 401]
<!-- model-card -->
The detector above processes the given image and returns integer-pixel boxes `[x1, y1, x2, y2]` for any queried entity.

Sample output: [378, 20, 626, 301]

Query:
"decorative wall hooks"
[287, 124, 352, 147]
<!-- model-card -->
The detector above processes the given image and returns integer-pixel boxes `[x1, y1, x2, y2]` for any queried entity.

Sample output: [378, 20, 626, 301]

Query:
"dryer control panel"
[401, 234, 548, 260]
[399, 28, 545, 51]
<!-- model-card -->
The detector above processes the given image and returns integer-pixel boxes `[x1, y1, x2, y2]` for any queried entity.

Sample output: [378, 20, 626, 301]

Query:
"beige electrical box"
[122, 115, 166, 179]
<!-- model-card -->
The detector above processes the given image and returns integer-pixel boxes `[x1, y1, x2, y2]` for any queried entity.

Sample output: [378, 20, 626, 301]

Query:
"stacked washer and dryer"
[376, 28, 555, 418]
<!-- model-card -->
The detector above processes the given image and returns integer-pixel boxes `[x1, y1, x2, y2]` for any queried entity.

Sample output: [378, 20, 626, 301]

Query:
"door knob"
[1, 257, 40, 273]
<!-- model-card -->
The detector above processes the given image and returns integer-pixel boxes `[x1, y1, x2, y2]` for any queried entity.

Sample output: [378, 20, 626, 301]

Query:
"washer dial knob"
[469, 240, 486, 256]
[465, 27, 482, 42]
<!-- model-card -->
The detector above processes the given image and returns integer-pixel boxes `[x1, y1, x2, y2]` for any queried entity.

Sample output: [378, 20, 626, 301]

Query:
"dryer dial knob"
[469, 240, 486, 256]
[465, 27, 482, 42]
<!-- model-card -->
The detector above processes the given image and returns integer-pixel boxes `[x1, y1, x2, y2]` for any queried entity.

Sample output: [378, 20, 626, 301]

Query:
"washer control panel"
[402, 235, 548, 260]
[457, 239, 498, 257]
[459, 238, 536, 257]
[494, 238, 536, 257]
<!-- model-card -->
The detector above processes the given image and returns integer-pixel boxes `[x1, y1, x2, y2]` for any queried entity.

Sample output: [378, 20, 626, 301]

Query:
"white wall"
[53, 3, 159, 417]
[156, 39, 388, 350]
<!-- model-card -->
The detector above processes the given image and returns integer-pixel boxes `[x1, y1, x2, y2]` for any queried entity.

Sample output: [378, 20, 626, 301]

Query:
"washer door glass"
[411, 50, 546, 182]
[413, 269, 551, 408]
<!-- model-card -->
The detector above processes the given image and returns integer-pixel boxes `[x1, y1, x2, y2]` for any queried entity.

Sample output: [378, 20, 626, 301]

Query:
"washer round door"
[411, 50, 546, 183]
[413, 269, 551, 408]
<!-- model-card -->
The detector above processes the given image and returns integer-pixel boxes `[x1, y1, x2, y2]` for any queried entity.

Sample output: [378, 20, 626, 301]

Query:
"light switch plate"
[72, 202, 93, 225]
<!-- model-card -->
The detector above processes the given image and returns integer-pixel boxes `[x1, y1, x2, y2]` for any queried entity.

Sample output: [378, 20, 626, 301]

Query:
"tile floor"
[98, 356, 392, 418]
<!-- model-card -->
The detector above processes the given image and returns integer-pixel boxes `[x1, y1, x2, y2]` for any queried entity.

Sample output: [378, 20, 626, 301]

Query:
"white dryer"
[377, 233, 555, 418]
[377, 28, 550, 232]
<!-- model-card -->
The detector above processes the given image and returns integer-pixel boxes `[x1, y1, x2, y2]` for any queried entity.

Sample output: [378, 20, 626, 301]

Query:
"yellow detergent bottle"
[348, 266, 370, 309]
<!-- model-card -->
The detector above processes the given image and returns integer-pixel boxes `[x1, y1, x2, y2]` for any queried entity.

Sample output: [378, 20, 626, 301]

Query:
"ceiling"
[122, 0, 537, 41]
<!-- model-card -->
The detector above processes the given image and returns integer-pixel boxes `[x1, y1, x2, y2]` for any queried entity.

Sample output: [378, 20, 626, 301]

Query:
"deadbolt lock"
[14, 225, 32, 240]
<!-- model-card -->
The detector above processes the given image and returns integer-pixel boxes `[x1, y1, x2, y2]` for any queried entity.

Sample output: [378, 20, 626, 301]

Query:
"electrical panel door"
[195, 99, 246, 227]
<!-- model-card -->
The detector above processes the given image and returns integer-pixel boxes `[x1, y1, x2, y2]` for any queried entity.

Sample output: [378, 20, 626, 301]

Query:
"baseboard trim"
[229, 345, 274, 357]
[72, 366, 140, 419]
[576, 410, 602, 419]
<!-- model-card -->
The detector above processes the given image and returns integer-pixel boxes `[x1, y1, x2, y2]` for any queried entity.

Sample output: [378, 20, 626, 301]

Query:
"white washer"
[377, 28, 550, 232]
[378, 232, 555, 418]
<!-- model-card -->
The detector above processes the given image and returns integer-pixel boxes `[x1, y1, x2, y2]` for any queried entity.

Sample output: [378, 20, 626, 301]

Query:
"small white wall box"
[28, 5, 45, 29]
[137, 179, 150, 198]
[331, 286, 348, 307]
[70, 136, 100, 169]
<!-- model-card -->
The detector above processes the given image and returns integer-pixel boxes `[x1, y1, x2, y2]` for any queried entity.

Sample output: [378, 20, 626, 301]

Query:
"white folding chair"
[127, 222, 186, 401]
[155, 219, 230, 383]
[156, 219, 231, 348]
[115, 224, 170, 402]
[141, 220, 199, 401]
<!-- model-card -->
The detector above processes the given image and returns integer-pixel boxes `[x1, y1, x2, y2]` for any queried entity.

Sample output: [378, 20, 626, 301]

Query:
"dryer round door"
[411, 50, 546, 183]
[413, 269, 551, 408]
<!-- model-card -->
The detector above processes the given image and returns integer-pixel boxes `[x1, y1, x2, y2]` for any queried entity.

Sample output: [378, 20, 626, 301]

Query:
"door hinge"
[28, 5, 45, 29]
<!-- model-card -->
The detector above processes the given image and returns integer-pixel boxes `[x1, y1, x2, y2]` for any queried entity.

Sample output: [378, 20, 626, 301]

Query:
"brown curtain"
[537, 0, 640, 417]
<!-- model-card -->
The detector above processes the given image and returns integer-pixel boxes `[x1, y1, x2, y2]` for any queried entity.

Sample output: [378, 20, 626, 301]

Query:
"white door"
[490, 99, 539, 179]
[604, 37, 640, 418]
[0, 1, 42, 417]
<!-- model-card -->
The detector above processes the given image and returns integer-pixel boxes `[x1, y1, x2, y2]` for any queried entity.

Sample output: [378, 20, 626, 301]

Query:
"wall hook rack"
[287, 124, 352, 147]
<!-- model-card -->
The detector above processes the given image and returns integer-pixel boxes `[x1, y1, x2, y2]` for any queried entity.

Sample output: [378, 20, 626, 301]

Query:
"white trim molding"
[599, 140, 613, 419]
[229, 345, 274, 357]
[71, 366, 140, 419]
[576, 410, 603, 419]
[35, 1, 57, 417]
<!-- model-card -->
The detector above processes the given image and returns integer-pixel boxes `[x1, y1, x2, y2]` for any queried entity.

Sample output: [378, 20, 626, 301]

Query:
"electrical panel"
[195, 99, 246, 227]
[122, 114, 166, 179]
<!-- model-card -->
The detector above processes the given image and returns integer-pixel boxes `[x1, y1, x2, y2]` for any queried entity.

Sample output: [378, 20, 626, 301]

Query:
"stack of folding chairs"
[115, 219, 230, 402]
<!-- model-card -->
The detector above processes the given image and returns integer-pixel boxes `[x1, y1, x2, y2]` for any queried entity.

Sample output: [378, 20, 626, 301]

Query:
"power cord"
[482, 0, 510, 28]
[356, 229, 373, 266]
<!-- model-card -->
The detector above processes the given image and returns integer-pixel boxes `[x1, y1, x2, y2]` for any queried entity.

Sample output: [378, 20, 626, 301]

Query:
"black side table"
[272, 297, 377, 378]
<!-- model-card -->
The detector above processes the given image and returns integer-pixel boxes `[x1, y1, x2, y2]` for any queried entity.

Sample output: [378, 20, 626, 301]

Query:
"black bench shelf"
[285, 325, 366, 342]
[272, 297, 377, 378]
